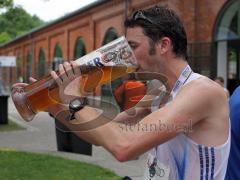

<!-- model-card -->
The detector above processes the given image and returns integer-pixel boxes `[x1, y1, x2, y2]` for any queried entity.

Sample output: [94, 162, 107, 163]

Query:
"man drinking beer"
[14, 6, 230, 180]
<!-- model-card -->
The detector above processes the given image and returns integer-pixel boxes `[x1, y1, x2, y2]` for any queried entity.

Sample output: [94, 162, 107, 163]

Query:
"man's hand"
[11, 77, 37, 89]
[50, 61, 84, 104]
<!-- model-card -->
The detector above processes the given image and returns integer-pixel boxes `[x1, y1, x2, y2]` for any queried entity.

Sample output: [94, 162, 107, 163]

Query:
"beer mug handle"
[11, 86, 36, 121]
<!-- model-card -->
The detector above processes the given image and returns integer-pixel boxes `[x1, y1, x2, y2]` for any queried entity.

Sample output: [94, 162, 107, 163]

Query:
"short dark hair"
[124, 5, 188, 60]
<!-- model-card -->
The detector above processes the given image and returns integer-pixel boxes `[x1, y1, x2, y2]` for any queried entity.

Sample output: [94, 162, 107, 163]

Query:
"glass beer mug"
[12, 36, 138, 121]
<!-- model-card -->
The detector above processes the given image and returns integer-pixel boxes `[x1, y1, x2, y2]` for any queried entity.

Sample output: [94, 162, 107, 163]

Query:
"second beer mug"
[12, 36, 138, 121]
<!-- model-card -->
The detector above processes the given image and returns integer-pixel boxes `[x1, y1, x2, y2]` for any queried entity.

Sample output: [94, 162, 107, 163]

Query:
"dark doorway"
[227, 40, 240, 94]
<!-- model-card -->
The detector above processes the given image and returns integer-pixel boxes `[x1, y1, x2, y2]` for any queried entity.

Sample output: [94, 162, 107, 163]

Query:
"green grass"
[0, 150, 121, 180]
[0, 119, 25, 132]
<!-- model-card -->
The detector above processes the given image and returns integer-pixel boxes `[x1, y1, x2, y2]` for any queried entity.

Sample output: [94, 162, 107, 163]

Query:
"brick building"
[0, 0, 239, 93]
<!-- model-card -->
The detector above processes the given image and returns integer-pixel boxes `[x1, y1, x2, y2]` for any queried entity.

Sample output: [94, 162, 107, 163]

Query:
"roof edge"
[0, 0, 108, 48]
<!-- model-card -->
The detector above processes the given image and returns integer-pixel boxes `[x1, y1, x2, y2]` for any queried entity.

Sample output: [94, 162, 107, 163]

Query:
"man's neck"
[163, 59, 188, 90]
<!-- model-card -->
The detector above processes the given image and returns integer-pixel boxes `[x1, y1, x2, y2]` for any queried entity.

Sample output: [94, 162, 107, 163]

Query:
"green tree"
[0, 0, 13, 9]
[0, 32, 11, 43]
[0, 6, 45, 44]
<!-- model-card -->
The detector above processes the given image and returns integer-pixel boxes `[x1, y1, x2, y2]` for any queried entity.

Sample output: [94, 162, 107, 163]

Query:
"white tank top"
[143, 67, 230, 180]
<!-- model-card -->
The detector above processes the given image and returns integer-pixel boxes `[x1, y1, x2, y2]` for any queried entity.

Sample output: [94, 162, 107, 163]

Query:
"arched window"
[26, 53, 32, 82]
[215, 0, 240, 41]
[38, 48, 46, 78]
[17, 57, 23, 82]
[74, 37, 86, 59]
[214, 0, 240, 94]
[2, 68, 7, 87]
[102, 28, 118, 45]
[53, 43, 63, 70]
[10, 67, 12, 84]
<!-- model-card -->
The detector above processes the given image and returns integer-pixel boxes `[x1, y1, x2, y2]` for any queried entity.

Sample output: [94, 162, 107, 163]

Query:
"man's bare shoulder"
[168, 76, 228, 125]
[178, 76, 227, 103]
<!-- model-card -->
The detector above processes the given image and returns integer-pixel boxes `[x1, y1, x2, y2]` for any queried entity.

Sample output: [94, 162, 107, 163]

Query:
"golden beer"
[25, 66, 136, 112]
[12, 37, 137, 121]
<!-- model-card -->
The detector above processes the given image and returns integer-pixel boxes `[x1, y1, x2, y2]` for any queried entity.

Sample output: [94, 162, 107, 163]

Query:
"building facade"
[0, 0, 239, 94]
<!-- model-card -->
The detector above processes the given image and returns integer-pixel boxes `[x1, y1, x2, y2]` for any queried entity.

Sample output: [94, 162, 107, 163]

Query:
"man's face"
[126, 27, 158, 72]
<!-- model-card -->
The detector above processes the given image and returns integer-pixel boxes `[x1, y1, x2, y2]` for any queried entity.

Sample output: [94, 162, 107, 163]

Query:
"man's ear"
[157, 37, 171, 55]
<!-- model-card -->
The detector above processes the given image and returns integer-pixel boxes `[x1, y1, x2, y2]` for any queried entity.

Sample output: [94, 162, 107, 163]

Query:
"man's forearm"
[46, 105, 152, 161]
[114, 107, 151, 124]
[49, 105, 143, 160]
